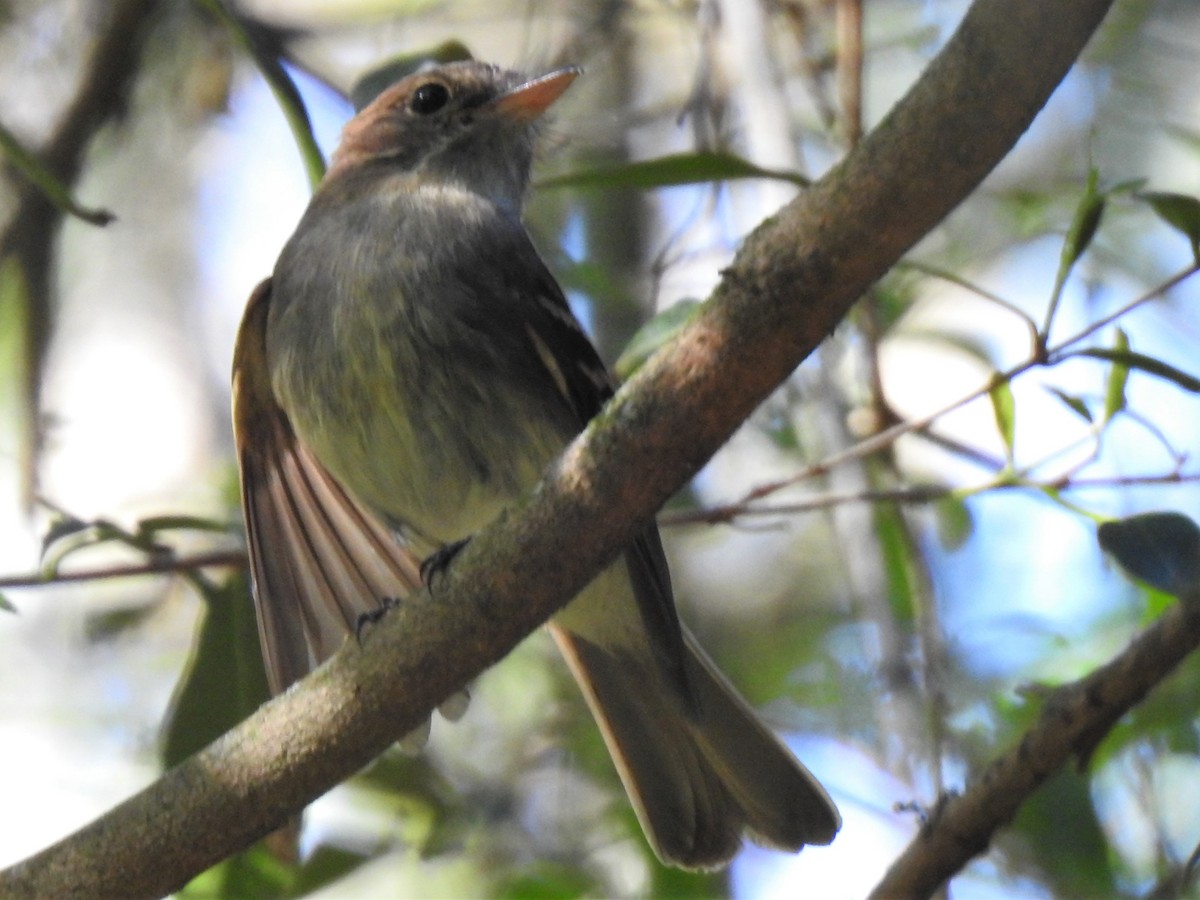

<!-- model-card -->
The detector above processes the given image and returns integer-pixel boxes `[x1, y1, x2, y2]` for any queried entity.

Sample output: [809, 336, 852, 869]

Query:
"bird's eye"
[409, 82, 450, 115]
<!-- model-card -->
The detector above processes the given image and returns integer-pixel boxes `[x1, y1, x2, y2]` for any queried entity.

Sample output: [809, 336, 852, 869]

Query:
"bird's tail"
[549, 624, 841, 870]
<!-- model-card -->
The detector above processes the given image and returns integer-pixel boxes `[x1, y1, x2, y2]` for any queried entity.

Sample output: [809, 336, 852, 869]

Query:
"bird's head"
[328, 61, 579, 214]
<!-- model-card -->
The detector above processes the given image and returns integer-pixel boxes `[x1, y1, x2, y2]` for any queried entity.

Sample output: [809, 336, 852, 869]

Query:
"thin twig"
[712, 261, 1200, 514]
[0, 550, 245, 590]
[664, 472, 1200, 526]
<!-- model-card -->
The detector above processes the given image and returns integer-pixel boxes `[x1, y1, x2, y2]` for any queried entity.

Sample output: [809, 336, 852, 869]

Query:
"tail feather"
[550, 625, 840, 870]
[680, 630, 840, 851]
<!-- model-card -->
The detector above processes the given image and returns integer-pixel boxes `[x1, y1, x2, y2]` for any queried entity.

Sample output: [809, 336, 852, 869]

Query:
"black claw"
[420, 537, 471, 587]
[355, 595, 402, 645]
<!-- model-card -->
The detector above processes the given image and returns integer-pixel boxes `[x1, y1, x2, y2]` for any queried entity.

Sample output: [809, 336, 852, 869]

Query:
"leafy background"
[2, 0, 1200, 897]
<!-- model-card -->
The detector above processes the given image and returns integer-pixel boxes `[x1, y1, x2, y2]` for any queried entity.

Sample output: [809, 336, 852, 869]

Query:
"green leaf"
[0, 591, 15, 613]
[1045, 386, 1093, 422]
[1139, 583, 1176, 621]
[647, 862, 725, 900]
[1107, 177, 1148, 196]
[0, 256, 35, 508]
[198, 0, 325, 189]
[934, 493, 974, 550]
[496, 864, 594, 900]
[1139, 190, 1200, 263]
[988, 375, 1016, 461]
[1013, 772, 1116, 898]
[614, 299, 701, 379]
[160, 573, 270, 768]
[0, 119, 115, 226]
[537, 151, 810, 192]
[875, 500, 917, 624]
[1097, 512, 1200, 595]
[1044, 169, 1105, 336]
[1105, 648, 1200, 763]
[290, 845, 370, 896]
[39, 514, 92, 571]
[179, 841, 295, 899]
[1102, 327, 1130, 421]
[86, 604, 158, 641]
[1072, 348, 1200, 397]
[1059, 169, 1106, 284]
[40, 514, 173, 574]
[350, 41, 474, 111]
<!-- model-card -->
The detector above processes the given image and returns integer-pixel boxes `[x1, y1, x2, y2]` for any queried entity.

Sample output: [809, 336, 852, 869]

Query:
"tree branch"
[870, 595, 1200, 899]
[0, 0, 1116, 896]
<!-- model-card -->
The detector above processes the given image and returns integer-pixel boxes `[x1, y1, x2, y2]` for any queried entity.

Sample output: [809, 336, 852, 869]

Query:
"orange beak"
[492, 67, 580, 122]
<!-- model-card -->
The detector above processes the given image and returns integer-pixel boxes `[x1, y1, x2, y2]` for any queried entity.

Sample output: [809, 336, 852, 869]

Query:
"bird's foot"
[420, 537, 471, 587]
[355, 595, 402, 645]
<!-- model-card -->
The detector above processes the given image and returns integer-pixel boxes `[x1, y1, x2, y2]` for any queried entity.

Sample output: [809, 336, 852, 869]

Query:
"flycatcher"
[232, 60, 840, 869]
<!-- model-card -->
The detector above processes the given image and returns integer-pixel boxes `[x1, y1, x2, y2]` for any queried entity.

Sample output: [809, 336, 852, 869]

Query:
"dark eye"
[410, 82, 450, 115]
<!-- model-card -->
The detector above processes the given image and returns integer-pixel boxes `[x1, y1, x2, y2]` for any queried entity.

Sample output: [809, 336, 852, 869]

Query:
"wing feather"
[521, 272, 695, 708]
[233, 279, 423, 694]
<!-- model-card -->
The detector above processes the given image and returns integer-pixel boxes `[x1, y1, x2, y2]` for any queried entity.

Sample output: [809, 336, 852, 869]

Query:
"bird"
[232, 59, 840, 870]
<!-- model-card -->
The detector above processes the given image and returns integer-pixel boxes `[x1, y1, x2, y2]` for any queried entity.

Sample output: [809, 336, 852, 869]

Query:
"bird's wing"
[233, 278, 424, 694]
[515, 258, 696, 711]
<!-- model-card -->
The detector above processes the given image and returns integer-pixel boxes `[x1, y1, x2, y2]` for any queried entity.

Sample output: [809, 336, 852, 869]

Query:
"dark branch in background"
[871, 595, 1200, 899]
[0, 0, 1116, 897]
[0, 551, 244, 590]
[835, 0, 863, 147]
[0, 0, 161, 507]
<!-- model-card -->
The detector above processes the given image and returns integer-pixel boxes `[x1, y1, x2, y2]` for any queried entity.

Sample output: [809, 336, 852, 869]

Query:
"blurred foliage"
[194, 0, 326, 187]
[161, 571, 270, 767]
[3, 0, 1200, 898]
[1010, 771, 1117, 897]
[0, 250, 31, 516]
[0, 120, 115, 226]
[180, 842, 299, 899]
[1141, 190, 1200, 263]
[1098, 512, 1200, 597]
[614, 298, 700, 379]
